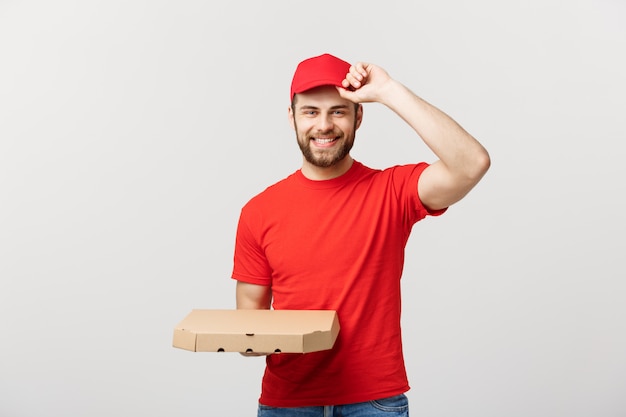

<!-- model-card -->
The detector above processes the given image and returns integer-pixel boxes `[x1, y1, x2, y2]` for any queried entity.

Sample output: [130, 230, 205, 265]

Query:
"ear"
[355, 104, 363, 130]
[288, 105, 295, 130]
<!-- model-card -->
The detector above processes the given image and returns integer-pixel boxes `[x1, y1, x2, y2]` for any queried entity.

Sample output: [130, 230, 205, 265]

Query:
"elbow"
[468, 148, 491, 182]
[447, 151, 490, 206]
[477, 149, 491, 177]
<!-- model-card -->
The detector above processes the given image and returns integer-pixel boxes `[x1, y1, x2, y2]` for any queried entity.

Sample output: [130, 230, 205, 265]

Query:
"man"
[231, 53, 490, 416]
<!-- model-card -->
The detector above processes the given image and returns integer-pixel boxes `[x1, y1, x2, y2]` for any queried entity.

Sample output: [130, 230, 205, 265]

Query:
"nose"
[316, 114, 334, 132]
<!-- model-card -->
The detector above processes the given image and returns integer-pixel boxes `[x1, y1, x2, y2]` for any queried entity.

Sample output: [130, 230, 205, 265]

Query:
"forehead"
[293, 85, 353, 109]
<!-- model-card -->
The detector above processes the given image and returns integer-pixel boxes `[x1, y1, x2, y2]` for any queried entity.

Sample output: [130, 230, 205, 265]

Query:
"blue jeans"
[257, 394, 409, 416]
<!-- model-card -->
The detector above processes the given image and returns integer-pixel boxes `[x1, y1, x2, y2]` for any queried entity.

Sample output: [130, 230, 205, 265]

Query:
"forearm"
[236, 281, 272, 310]
[236, 281, 272, 356]
[381, 80, 489, 181]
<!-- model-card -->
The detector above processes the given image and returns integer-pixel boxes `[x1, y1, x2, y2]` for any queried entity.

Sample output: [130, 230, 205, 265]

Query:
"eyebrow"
[299, 104, 350, 111]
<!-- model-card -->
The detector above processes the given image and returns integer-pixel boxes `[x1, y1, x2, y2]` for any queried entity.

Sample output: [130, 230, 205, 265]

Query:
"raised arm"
[339, 62, 490, 210]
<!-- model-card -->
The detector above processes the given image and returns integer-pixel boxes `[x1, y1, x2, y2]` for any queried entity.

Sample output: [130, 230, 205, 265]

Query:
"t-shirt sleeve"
[231, 206, 272, 286]
[393, 162, 447, 224]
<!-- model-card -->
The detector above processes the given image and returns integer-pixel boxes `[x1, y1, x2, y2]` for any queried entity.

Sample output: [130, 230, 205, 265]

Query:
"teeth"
[315, 138, 334, 144]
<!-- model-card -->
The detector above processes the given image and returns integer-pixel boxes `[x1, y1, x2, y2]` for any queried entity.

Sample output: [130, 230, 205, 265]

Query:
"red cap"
[290, 53, 351, 100]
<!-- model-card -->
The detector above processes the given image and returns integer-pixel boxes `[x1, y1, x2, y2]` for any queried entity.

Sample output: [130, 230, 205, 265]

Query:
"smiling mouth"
[312, 137, 338, 144]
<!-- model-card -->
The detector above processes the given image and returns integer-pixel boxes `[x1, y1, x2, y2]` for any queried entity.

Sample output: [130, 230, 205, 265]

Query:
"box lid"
[172, 309, 340, 354]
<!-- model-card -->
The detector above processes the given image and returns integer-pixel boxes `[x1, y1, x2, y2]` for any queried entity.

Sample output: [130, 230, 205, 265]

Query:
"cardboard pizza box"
[172, 309, 340, 354]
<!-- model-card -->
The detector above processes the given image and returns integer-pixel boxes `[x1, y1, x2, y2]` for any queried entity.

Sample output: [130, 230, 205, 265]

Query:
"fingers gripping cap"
[290, 53, 351, 100]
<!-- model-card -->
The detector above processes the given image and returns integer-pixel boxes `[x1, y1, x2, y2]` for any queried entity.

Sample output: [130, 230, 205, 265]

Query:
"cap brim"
[292, 78, 344, 97]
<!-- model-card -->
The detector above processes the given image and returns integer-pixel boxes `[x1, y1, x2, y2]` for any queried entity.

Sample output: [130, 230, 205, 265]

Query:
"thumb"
[336, 86, 361, 104]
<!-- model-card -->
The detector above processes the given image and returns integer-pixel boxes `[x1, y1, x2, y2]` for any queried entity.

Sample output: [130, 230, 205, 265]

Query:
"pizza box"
[172, 309, 340, 354]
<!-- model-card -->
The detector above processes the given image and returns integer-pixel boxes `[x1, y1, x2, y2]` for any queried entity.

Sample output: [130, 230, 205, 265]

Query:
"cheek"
[294, 119, 315, 134]
[336, 119, 356, 133]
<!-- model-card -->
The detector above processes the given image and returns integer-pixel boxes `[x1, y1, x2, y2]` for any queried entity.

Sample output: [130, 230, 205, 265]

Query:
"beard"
[298, 135, 354, 168]
[295, 126, 356, 168]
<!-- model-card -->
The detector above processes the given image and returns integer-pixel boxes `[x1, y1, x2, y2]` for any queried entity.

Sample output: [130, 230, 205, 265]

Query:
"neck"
[301, 156, 354, 181]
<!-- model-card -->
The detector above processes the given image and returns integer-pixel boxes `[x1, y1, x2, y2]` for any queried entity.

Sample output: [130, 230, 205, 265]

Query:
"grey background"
[1, 1, 625, 416]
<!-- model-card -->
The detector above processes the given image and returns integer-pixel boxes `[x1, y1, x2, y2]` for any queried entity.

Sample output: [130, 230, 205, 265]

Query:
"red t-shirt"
[232, 160, 445, 407]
